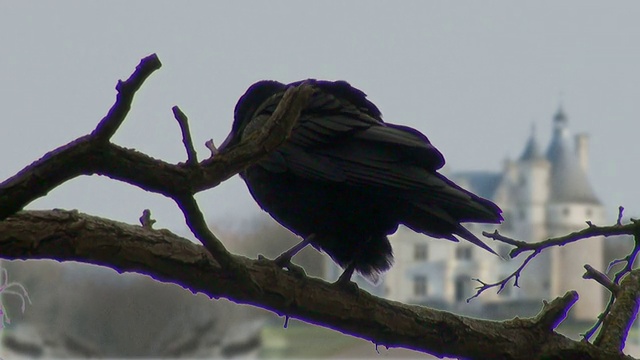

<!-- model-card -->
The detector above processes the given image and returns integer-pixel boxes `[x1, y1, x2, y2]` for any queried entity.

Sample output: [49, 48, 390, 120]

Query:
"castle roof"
[545, 107, 600, 204]
[452, 171, 502, 200]
[520, 125, 544, 161]
[453, 106, 600, 205]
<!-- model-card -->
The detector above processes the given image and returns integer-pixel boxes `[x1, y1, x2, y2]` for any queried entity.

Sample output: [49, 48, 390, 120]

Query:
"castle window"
[518, 209, 526, 220]
[454, 276, 470, 302]
[456, 246, 472, 260]
[414, 244, 428, 261]
[413, 275, 428, 297]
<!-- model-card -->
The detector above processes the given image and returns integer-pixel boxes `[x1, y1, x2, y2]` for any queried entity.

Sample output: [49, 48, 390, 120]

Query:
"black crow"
[221, 80, 502, 284]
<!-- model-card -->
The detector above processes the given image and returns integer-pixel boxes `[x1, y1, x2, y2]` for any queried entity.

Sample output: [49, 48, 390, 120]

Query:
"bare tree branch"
[0, 209, 632, 360]
[0, 58, 314, 221]
[482, 214, 640, 347]
[172, 194, 259, 293]
[483, 221, 639, 259]
[92, 54, 163, 141]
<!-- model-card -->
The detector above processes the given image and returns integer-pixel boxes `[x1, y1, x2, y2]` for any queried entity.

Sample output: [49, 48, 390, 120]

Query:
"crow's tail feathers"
[402, 199, 501, 256]
[455, 225, 497, 256]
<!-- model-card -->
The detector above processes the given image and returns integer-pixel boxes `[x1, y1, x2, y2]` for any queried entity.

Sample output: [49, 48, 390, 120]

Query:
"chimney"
[575, 133, 589, 172]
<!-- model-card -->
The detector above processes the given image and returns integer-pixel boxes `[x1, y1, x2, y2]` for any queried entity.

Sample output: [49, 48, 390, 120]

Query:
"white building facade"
[383, 107, 606, 321]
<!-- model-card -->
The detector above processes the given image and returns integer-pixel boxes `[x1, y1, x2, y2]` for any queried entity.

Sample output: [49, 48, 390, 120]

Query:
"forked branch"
[478, 210, 640, 350]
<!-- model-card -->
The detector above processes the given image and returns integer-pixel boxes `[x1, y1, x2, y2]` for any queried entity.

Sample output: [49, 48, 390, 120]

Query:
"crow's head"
[219, 80, 287, 151]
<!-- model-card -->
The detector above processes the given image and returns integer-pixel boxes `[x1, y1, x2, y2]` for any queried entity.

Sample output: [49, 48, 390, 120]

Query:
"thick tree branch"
[583, 235, 640, 343]
[595, 269, 640, 352]
[0, 209, 633, 360]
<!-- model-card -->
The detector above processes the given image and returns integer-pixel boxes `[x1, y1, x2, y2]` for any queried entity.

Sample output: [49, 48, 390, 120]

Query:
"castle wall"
[547, 203, 606, 320]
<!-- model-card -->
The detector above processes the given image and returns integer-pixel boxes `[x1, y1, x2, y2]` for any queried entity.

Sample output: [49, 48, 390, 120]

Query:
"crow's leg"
[274, 234, 315, 267]
[334, 262, 359, 292]
[336, 263, 355, 284]
[272, 234, 315, 278]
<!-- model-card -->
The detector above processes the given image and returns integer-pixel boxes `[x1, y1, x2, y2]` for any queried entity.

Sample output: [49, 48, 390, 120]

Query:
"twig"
[483, 220, 638, 259]
[92, 54, 162, 141]
[477, 213, 640, 301]
[583, 264, 619, 295]
[473, 214, 638, 300]
[482, 230, 535, 257]
[172, 106, 198, 165]
[205, 139, 218, 157]
[583, 295, 615, 342]
[139, 209, 156, 229]
[617, 206, 625, 226]
[612, 237, 640, 284]
[468, 250, 540, 301]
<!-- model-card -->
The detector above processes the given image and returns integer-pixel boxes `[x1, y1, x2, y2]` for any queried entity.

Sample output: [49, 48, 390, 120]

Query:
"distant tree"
[2, 261, 262, 357]
[1, 54, 639, 359]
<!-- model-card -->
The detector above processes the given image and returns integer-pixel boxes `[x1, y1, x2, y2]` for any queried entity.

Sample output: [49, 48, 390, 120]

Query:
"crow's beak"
[217, 130, 237, 153]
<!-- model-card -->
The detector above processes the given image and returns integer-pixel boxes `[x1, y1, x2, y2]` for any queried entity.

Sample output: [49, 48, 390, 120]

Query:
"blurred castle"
[337, 107, 606, 321]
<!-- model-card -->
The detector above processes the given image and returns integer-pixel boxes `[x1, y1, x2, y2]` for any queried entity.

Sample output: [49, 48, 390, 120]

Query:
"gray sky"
[2, 2, 640, 236]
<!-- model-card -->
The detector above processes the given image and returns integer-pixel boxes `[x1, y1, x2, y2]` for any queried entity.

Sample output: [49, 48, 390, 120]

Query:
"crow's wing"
[252, 81, 445, 183]
[254, 81, 500, 221]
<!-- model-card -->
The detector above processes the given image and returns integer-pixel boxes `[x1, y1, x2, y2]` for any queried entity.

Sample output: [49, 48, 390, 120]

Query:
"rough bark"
[0, 210, 633, 360]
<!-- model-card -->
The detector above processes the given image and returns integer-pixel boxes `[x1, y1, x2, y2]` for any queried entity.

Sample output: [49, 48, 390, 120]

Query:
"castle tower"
[515, 126, 550, 241]
[510, 127, 552, 298]
[545, 107, 605, 320]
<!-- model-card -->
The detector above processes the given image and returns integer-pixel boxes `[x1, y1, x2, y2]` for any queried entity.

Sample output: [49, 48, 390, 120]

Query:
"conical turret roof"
[545, 107, 600, 204]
